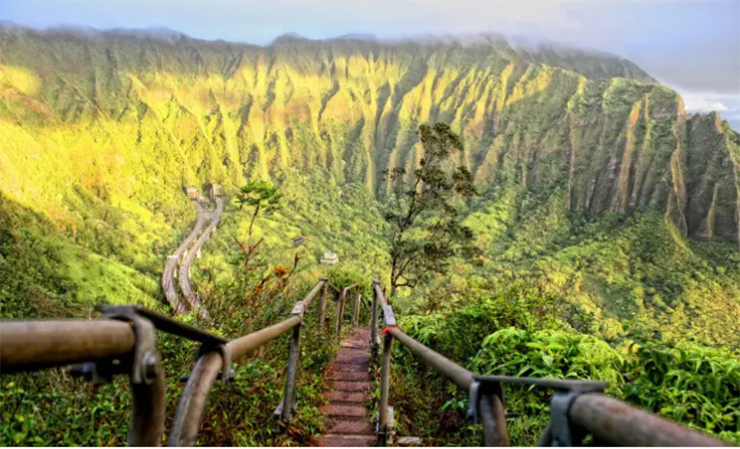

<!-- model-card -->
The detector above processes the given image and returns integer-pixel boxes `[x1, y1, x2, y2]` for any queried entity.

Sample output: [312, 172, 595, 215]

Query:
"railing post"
[319, 279, 328, 326]
[128, 324, 167, 447]
[335, 289, 345, 335]
[282, 324, 301, 420]
[378, 331, 393, 446]
[278, 303, 304, 424]
[370, 281, 380, 350]
[479, 384, 510, 447]
[352, 291, 361, 327]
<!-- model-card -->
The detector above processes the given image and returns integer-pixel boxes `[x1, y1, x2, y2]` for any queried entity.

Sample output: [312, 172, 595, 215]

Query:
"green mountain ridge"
[1, 25, 737, 248]
[1, 25, 740, 447]
[0, 26, 738, 330]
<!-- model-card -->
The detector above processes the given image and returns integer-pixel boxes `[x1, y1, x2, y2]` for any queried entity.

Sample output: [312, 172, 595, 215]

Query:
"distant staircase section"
[316, 327, 375, 447]
[161, 199, 209, 315]
[178, 192, 223, 320]
[162, 184, 223, 318]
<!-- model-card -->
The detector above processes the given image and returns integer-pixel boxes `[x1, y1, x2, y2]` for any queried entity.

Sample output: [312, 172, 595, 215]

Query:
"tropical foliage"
[0, 25, 738, 446]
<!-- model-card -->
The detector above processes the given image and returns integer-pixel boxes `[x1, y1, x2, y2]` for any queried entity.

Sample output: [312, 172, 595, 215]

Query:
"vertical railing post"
[378, 332, 393, 446]
[479, 384, 510, 446]
[339, 290, 348, 329]
[319, 279, 328, 326]
[335, 289, 345, 335]
[279, 304, 304, 423]
[370, 281, 380, 350]
[352, 291, 361, 326]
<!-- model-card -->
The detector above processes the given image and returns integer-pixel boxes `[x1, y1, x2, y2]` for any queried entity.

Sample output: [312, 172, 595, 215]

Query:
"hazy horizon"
[1, 0, 738, 129]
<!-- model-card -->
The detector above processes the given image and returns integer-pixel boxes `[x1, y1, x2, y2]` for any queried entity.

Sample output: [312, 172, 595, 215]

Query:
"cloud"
[1, 0, 738, 96]
[683, 97, 730, 113]
[674, 90, 740, 131]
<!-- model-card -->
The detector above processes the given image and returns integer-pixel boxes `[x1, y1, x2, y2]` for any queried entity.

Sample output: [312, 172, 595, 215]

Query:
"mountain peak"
[271, 32, 311, 45]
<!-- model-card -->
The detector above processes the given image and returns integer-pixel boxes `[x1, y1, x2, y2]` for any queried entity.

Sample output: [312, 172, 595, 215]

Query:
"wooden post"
[378, 332, 393, 446]
[319, 280, 328, 326]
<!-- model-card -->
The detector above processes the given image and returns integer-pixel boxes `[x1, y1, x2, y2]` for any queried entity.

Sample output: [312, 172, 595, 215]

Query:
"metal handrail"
[369, 280, 729, 447]
[0, 317, 166, 446]
[568, 394, 725, 446]
[169, 315, 302, 446]
[168, 278, 328, 446]
[3, 278, 729, 447]
[1, 320, 136, 372]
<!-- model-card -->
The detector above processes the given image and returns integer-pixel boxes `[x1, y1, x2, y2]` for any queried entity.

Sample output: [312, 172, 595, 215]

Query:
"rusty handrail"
[369, 281, 730, 447]
[169, 315, 302, 446]
[1, 320, 136, 372]
[570, 394, 727, 446]
[5, 277, 725, 447]
[168, 278, 328, 446]
[387, 327, 474, 390]
[326, 281, 342, 294]
[318, 278, 331, 326]
[0, 317, 166, 446]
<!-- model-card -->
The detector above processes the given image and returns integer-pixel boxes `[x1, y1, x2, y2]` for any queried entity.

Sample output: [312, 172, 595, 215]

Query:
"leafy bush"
[392, 290, 740, 446]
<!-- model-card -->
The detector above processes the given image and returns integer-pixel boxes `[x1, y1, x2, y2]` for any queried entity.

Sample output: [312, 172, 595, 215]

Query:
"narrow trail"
[178, 197, 223, 319]
[161, 200, 209, 315]
[316, 327, 375, 447]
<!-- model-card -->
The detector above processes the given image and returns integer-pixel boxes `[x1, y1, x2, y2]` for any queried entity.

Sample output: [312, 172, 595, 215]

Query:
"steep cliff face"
[1, 26, 738, 243]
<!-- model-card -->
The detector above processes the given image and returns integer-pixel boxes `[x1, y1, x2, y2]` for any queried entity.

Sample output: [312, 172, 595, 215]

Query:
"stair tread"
[315, 434, 376, 447]
[329, 381, 371, 392]
[325, 419, 374, 435]
[327, 371, 370, 381]
[334, 355, 371, 364]
[323, 391, 369, 404]
[315, 327, 374, 446]
[327, 363, 369, 372]
[319, 404, 369, 418]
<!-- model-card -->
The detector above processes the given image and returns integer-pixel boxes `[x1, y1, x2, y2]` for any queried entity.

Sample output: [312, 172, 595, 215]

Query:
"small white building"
[320, 250, 339, 266]
[210, 183, 223, 200]
[186, 186, 198, 200]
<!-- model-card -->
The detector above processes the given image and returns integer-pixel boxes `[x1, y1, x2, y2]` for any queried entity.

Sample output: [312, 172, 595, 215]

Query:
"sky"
[1, 0, 739, 129]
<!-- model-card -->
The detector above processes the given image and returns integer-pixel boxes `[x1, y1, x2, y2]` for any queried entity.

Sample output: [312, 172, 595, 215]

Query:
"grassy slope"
[0, 26, 739, 446]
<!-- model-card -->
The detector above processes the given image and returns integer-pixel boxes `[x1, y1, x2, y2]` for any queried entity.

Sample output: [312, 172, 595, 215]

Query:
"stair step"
[337, 348, 366, 356]
[326, 419, 374, 435]
[329, 381, 371, 392]
[323, 391, 369, 404]
[327, 371, 370, 381]
[334, 354, 370, 364]
[316, 434, 376, 447]
[320, 404, 369, 419]
[340, 341, 369, 349]
[317, 327, 374, 446]
[328, 362, 369, 372]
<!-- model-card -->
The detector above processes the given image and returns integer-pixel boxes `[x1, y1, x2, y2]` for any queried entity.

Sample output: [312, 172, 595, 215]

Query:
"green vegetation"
[384, 123, 478, 296]
[0, 25, 739, 446]
[0, 280, 338, 446]
[393, 288, 740, 446]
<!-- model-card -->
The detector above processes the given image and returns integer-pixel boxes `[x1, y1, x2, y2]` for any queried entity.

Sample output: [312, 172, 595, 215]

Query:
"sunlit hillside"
[0, 25, 738, 336]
